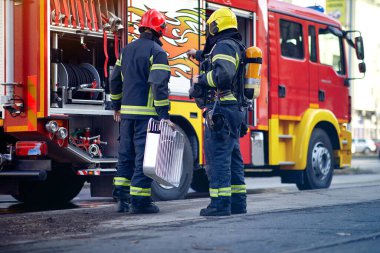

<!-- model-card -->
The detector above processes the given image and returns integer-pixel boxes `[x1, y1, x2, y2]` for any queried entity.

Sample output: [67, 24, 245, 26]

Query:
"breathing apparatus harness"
[201, 37, 247, 134]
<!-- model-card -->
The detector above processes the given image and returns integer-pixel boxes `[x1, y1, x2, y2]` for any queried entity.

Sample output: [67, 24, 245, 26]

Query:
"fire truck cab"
[0, 0, 365, 204]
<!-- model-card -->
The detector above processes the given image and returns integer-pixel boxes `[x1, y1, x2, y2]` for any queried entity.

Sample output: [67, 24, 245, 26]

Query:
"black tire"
[151, 125, 194, 201]
[191, 168, 209, 192]
[12, 164, 84, 204]
[297, 128, 334, 190]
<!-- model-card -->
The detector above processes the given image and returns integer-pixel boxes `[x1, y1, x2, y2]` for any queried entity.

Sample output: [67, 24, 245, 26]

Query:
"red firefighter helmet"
[139, 9, 167, 37]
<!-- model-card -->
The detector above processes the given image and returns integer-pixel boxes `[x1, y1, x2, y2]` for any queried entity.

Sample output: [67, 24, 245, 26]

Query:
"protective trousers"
[113, 118, 154, 207]
[204, 104, 247, 213]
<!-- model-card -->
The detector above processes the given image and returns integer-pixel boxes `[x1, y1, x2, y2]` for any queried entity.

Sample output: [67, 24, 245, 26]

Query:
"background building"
[350, 0, 380, 140]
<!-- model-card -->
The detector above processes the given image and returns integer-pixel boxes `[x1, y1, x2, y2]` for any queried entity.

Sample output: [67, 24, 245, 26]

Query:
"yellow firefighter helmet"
[206, 7, 238, 36]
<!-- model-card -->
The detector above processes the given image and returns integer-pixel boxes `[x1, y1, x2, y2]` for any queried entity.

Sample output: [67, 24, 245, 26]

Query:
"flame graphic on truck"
[128, 6, 206, 79]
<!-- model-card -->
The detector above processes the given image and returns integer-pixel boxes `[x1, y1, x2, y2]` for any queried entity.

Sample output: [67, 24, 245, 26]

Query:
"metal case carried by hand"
[143, 118, 185, 187]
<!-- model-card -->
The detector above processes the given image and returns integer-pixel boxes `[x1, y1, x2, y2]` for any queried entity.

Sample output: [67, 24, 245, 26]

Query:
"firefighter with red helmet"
[110, 9, 172, 214]
[188, 7, 247, 216]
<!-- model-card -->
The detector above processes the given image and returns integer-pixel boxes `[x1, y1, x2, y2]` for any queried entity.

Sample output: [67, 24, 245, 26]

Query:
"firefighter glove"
[240, 123, 248, 137]
[189, 83, 205, 98]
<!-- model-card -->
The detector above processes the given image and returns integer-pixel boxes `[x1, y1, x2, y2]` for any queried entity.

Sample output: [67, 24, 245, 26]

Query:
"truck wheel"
[12, 164, 84, 204]
[297, 128, 334, 190]
[191, 168, 209, 192]
[151, 126, 193, 201]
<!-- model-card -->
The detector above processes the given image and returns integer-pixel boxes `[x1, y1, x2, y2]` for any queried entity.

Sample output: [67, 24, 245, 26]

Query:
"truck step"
[0, 170, 47, 180]
[279, 134, 293, 139]
[279, 161, 296, 166]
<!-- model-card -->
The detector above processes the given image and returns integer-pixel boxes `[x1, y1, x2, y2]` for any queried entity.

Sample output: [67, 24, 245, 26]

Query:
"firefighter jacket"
[110, 32, 171, 120]
[196, 30, 244, 104]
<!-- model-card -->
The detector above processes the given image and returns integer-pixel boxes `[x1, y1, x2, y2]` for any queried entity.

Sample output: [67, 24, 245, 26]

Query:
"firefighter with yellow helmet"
[188, 7, 247, 216]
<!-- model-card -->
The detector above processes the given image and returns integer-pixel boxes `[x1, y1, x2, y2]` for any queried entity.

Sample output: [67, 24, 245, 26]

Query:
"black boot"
[231, 208, 247, 214]
[130, 197, 160, 214]
[200, 197, 231, 217]
[115, 187, 130, 213]
[231, 193, 247, 214]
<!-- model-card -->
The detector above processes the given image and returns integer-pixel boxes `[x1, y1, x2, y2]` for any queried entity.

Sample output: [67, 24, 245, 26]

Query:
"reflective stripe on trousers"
[204, 104, 246, 209]
[116, 119, 153, 198]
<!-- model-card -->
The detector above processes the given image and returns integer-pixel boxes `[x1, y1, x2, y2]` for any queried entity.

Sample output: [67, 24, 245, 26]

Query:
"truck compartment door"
[4, 2, 48, 132]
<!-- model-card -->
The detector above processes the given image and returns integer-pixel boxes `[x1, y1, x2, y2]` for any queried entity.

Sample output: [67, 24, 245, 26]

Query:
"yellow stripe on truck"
[169, 100, 204, 164]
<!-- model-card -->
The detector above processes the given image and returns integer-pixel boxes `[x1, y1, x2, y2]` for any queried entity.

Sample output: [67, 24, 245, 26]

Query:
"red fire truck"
[0, 0, 365, 204]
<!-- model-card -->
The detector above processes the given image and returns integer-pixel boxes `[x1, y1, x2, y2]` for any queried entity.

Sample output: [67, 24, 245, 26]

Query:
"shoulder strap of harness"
[216, 37, 247, 107]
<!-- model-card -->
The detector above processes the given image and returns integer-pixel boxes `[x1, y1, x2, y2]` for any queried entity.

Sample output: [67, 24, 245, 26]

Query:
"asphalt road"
[350, 156, 380, 173]
[0, 157, 379, 252]
[0, 156, 378, 206]
[1, 183, 380, 253]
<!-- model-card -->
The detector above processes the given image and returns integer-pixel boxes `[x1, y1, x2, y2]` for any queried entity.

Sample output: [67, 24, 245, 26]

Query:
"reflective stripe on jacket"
[198, 38, 243, 103]
[110, 32, 170, 119]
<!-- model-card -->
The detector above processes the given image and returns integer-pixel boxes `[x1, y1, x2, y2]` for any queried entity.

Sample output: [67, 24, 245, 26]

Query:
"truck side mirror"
[355, 36, 365, 60]
[358, 62, 366, 73]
